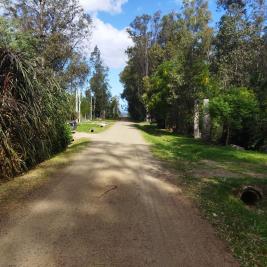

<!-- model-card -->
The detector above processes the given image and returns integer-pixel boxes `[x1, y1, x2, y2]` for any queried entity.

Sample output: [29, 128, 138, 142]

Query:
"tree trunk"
[39, 0, 46, 69]
[194, 100, 201, 139]
[145, 36, 149, 77]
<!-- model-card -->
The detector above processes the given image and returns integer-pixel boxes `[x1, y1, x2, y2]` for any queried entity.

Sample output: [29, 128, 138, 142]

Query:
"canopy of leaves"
[121, 0, 266, 148]
[0, 0, 92, 91]
[210, 88, 259, 146]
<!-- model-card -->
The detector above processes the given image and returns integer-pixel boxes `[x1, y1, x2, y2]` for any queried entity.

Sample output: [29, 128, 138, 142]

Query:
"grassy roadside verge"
[77, 120, 115, 134]
[137, 124, 267, 267]
[0, 138, 90, 217]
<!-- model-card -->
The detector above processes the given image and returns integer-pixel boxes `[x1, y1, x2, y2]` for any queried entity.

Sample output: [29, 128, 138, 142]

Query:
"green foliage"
[121, 12, 163, 121]
[210, 88, 259, 146]
[0, 42, 71, 180]
[107, 96, 121, 119]
[1, 0, 92, 90]
[143, 60, 184, 128]
[122, 0, 266, 148]
[89, 46, 111, 119]
[81, 97, 91, 118]
[122, 0, 213, 130]
[120, 62, 146, 121]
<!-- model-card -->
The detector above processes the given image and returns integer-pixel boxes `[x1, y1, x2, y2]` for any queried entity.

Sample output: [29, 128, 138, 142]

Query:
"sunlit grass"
[77, 120, 115, 134]
[137, 123, 267, 267]
[138, 124, 267, 176]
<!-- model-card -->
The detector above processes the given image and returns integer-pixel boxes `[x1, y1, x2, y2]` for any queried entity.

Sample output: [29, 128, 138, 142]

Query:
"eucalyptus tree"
[142, 0, 213, 132]
[89, 46, 111, 119]
[121, 12, 162, 121]
[212, 0, 266, 147]
[214, 0, 263, 88]
[121, 0, 266, 148]
[108, 96, 121, 119]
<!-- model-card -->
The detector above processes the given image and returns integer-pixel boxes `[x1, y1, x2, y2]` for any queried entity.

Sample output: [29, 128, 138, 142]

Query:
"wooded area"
[0, 0, 119, 180]
[121, 0, 267, 150]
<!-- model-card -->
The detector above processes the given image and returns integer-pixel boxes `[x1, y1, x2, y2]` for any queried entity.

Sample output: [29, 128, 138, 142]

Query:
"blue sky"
[80, 0, 223, 104]
[98, 0, 222, 29]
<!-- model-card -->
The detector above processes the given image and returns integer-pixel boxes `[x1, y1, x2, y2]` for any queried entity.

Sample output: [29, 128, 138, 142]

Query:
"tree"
[0, 1, 93, 179]
[120, 62, 146, 121]
[81, 96, 91, 119]
[108, 96, 121, 119]
[213, 0, 266, 147]
[89, 46, 111, 119]
[121, 0, 266, 149]
[141, 0, 212, 132]
[209, 87, 259, 147]
[0, 0, 92, 90]
[121, 12, 163, 121]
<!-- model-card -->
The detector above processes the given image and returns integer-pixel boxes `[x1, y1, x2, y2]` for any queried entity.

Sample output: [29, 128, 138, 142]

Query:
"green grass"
[77, 120, 115, 134]
[0, 138, 90, 216]
[137, 124, 267, 267]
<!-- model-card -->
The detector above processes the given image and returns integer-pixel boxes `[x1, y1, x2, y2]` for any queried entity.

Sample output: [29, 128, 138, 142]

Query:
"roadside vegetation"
[121, 0, 266, 151]
[138, 124, 267, 267]
[0, 1, 120, 180]
[0, 0, 92, 180]
[0, 138, 90, 219]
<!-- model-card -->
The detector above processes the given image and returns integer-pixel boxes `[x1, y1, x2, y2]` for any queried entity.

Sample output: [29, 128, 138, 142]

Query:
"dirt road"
[0, 122, 238, 266]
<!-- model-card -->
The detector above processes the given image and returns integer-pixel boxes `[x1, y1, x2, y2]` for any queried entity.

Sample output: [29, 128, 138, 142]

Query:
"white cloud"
[79, 1, 131, 69]
[89, 17, 132, 69]
[80, 0, 128, 14]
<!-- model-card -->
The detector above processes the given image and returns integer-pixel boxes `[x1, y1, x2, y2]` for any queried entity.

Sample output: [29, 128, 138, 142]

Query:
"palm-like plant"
[0, 47, 71, 180]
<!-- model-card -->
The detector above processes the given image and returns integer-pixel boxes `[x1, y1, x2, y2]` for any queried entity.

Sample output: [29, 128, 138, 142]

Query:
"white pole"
[90, 91, 93, 121]
[194, 100, 201, 139]
[75, 89, 78, 114]
[78, 88, 81, 123]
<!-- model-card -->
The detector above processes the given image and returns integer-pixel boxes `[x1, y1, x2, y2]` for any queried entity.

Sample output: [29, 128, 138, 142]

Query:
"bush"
[209, 87, 259, 147]
[0, 47, 71, 180]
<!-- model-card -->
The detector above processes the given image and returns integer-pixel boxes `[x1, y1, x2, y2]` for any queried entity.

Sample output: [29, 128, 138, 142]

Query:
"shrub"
[0, 47, 71, 179]
[209, 87, 259, 147]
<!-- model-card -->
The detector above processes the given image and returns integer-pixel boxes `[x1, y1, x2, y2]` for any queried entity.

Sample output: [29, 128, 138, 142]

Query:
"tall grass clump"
[0, 47, 72, 180]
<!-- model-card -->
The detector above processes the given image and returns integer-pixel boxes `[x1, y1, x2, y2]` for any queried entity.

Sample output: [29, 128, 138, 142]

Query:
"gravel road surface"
[0, 121, 238, 267]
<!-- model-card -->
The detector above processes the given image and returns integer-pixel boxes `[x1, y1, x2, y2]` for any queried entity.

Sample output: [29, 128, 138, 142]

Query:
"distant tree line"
[78, 46, 120, 120]
[121, 0, 267, 149]
[84, 46, 120, 120]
